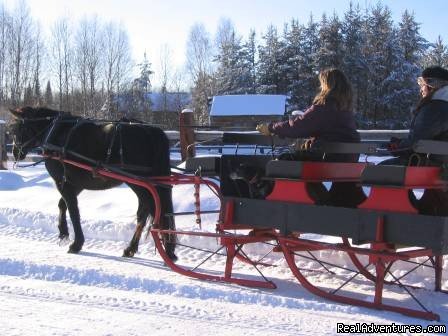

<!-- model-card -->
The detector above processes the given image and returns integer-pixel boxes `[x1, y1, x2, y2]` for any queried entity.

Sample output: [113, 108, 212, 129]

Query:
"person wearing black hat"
[387, 65, 448, 161]
[385, 66, 448, 215]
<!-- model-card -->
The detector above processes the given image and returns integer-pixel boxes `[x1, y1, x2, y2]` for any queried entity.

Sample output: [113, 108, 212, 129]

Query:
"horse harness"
[15, 115, 163, 183]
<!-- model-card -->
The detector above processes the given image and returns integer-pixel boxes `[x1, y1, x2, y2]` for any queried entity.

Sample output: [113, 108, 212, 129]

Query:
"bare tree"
[159, 44, 173, 114]
[215, 17, 235, 49]
[7, 0, 35, 106]
[74, 16, 104, 117]
[185, 23, 214, 123]
[186, 23, 214, 83]
[103, 21, 132, 119]
[32, 23, 44, 106]
[0, 4, 8, 104]
[51, 17, 73, 111]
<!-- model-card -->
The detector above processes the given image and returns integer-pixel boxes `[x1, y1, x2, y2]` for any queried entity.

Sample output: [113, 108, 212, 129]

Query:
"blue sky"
[4, 0, 448, 84]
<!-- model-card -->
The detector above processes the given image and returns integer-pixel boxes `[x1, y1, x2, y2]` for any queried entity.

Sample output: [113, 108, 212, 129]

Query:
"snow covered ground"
[1, 160, 448, 335]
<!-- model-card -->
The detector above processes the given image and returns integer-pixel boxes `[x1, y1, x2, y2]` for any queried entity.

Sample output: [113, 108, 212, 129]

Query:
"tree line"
[0, 1, 153, 122]
[1, 1, 448, 129]
[186, 2, 448, 128]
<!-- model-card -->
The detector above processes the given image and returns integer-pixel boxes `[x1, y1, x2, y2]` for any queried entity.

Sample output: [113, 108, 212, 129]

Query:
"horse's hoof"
[68, 243, 82, 254]
[122, 249, 135, 258]
[167, 252, 178, 262]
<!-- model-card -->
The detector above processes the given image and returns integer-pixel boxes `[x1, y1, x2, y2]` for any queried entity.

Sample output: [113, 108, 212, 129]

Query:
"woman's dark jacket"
[267, 101, 363, 207]
[395, 85, 448, 163]
[267, 101, 360, 163]
[268, 102, 360, 143]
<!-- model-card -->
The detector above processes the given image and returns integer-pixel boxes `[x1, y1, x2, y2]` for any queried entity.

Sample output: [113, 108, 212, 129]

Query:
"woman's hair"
[313, 68, 353, 111]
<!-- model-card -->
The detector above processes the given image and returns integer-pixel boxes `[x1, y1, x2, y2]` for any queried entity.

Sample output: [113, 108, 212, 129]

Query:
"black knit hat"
[421, 66, 448, 81]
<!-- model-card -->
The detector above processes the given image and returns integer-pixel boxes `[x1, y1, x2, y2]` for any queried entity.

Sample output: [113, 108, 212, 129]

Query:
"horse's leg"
[57, 197, 69, 241]
[158, 186, 177, 261]
[59, 184, 84, 253]
[123, 185, 153, 257]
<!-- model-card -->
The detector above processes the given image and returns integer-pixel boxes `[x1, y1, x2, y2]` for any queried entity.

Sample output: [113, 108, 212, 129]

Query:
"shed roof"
[210, 94, 287, 116]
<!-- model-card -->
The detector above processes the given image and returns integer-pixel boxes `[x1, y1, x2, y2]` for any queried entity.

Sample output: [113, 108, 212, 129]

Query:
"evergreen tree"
[317, 12, 344, 69]
[129, 52, 153, 121]
[24, 84, 33, 106]
[214, 25, 244, 95]
[135, 51, 153, 93]
[238, 29, 257, 94]
[34, 78, 42, 106]
[363, 3, 396, 126]
[191, 71, 216, 124]
[294, 15, 320, 108]
[423, 36, 448, 68]
[283, 19, 306, 110]
[256, 25, 286, 94]
[381, 10, 426, 125]
[398, 10, 427, 63]
[341, 2, 368, 117]
[44, 80, 53, 107]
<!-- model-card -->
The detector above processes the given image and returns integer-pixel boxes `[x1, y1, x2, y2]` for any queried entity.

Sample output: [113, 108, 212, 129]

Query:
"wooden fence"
[1, 114, 409, 165]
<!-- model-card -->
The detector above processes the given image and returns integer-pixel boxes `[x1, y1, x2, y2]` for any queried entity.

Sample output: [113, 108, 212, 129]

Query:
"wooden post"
[0, 120, 6, 170]
[179, 108, 195, 161]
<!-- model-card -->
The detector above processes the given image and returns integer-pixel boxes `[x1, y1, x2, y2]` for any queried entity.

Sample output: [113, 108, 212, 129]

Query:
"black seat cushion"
[361, 165, 407, 186]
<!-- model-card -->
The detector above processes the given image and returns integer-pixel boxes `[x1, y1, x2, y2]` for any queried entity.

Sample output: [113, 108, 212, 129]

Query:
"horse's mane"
[118, 117, 144, 124]
[19, 106, 72, 119]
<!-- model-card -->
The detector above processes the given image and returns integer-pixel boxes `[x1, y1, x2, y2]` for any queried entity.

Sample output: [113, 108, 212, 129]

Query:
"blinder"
[10, 115, 56, 161]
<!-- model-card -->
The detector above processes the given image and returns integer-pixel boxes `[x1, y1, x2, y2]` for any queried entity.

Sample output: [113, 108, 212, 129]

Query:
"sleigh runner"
[9, 107, 448, 321]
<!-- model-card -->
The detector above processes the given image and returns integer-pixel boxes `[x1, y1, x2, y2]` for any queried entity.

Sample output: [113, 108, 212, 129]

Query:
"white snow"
[1, 159, 448, 335]
[210, 95, 287, 116]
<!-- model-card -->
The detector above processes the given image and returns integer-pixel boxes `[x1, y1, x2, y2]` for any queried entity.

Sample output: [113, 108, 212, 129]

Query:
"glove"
[300, 138, 315, 150]
[256, 123, 272, 136]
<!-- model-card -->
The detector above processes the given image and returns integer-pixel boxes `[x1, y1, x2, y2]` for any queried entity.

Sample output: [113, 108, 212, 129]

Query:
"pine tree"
[363, 3, 396, 126]
[317, 12, 343, 69]
[45, 80, 53, 107]
[381, 10, 426, 126]
[214, 26, 244, 95]
[294, 15, 320, 108]
[256, 25, 286, 94]
[129, 52, 153, 121]
[341, 2, 368, 117]
[283, 19, 306, 110]
[423, 36, 448, 68]
[34, 78, 42, 106]
[240, 30, 257, 93]
[24, 84, 33, 106]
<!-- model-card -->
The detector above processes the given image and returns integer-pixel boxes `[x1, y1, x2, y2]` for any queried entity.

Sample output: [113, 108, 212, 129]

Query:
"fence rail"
[3, 128, 410, 164]
[167, 129, 409, 143]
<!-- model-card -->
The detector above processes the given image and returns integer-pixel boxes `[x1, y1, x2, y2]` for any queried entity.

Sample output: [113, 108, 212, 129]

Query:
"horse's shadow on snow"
[77, 250, 170, 270]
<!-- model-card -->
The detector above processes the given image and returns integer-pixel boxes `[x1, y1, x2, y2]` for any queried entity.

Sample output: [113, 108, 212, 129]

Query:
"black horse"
[9, 106, 176, 259]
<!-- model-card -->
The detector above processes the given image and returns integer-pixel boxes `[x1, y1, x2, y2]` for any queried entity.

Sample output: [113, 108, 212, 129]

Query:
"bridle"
[12, 116, 58, 162]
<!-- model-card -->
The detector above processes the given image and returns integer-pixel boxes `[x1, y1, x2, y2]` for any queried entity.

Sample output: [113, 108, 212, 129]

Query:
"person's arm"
[268, 105, 324, 138]
[398, 101, 444, 149]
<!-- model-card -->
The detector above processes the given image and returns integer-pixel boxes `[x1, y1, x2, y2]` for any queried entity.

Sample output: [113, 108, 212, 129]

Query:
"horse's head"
[8, 106, 59, 161]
